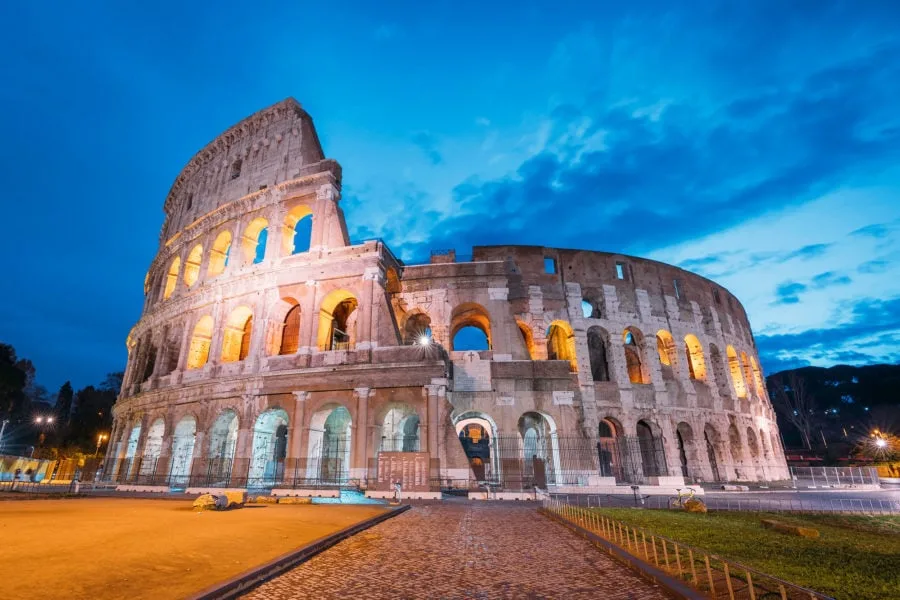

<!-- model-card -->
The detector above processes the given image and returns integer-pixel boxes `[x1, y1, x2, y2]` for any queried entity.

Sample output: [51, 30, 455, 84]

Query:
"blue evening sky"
[1, 1, 899, 392]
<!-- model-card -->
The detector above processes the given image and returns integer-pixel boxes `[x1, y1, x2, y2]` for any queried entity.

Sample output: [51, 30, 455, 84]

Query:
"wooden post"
[651, 536, 659, 566]
[674, 544, 683, 577]
[704, 554, 717, 598]
[688, 549, 698, 585]
[642, 531, 649, 560]
[779, 584, 788, 600]
[662, 540, 670, 571]
[746, 571, 756, 600]
[723, 562, 735, 600]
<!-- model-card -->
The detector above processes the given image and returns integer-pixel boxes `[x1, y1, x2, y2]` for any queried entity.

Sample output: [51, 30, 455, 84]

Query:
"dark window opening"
[231, 159, 242, 180]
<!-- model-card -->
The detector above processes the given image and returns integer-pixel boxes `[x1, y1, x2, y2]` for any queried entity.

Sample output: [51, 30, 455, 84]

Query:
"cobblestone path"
[244, 503, 669, 599]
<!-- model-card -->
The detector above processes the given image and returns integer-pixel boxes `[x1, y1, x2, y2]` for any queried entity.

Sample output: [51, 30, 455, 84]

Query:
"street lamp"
[34, 415, 55, 453]
[95, 433, 108, 457]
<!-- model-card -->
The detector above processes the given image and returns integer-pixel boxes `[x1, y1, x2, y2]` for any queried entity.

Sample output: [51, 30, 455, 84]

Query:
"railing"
[543, 498, 834, 599]
[551, 493, 900, 515]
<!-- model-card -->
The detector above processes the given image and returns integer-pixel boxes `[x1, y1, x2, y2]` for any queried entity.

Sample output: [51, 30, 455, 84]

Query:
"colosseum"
[104, 98, 789, 498]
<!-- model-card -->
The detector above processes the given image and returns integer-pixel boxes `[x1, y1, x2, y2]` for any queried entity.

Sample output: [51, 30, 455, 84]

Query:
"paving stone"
[244, 503, 669, 599]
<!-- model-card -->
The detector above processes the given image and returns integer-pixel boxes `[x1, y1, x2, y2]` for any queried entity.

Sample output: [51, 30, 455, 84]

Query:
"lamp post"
[0, 419, 9, 454]
[95, 433, 108, 458]
[34, 415, 54, 455]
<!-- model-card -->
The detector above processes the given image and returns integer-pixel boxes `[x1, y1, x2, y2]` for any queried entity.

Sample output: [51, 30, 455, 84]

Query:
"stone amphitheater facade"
[105, 98, 789, 494]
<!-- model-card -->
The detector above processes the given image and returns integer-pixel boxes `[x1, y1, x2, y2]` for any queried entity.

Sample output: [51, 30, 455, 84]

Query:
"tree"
[0, 343, 28, 421]
[55, 381, 74, 424]
[769, 372, 817, 450]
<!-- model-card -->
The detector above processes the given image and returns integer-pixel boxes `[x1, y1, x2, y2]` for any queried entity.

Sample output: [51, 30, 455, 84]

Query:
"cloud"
[410, 131, 442, 165]
[810, 271, 853, 289]
[773, 281, 807, 305]
[756, 295, 900, 370]
[858, 259, 890, 274]
[851, 223, 891, 238]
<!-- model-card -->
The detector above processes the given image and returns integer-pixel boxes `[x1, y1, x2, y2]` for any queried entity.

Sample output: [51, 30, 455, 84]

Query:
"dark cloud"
[851, 223, 891, 238]
[810, 271, 852, 289]
[858, 259, 890, 274]
[756, 296, 900, 370]
[411, 131, 442, 165]
[773, 281, 807, 305]
[377, 43, 900, 263]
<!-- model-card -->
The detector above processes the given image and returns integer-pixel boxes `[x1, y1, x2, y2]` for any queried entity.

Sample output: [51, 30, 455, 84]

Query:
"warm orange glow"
[183, 244, 203, 287]
[221, 306, 254, 362]
[547, 320, 578, 372]
[317, 290, 358, 350]
[164, 257, 180, 299]
[281, 203, 313, 255]
[208, 230, 232, 278]
[656, 330, 676, 366]
[726, 345, 747, 398]
[684, 334, 707, 381]
[241, 217, 268, 264]
[186, 315, 214, 369]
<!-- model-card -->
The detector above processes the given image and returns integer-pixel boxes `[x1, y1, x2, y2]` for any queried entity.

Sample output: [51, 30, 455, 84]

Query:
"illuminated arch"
[623, 327, 649, 384]
[279, 303, 301, 355]
[186, 315, 214, 370]
[183, 244, 203, 287]
[740, 351, 755, 396]
[516, 320, 536, 360]
[241, 217, 268, 264]
[402, 311, 432, 345]
[163, 257, 180, 299]
[207, 230, 232, 278]
[750, 356, 765, 398]
[317, 290, 359, 351]
[281, 203, 313, 255]
[684, 334, 708, 381]
[726, 345, 747, 398]
[221, 306, 254, 362]
[450, 303, 492, 351]
[169, 416, 197, 486]
[546, 320, 577, 372]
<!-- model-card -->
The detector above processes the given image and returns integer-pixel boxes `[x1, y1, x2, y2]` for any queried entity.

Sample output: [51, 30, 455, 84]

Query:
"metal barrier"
[544, 497, 834, 599]
[552, 493, 900, 515]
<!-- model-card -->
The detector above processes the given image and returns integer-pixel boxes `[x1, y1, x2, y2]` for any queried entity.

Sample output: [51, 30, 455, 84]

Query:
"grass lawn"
[0, 497, 387, 600]
[591, 508, 900, 600]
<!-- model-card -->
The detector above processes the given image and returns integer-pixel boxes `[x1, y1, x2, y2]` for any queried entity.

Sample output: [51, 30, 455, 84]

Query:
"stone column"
[351, 387, 372, 482]
[288, 391, 309, 479]
[356, 266, 382, 349]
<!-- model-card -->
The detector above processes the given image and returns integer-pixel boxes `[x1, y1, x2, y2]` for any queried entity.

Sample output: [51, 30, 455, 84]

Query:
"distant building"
[104, 99, 788, 494]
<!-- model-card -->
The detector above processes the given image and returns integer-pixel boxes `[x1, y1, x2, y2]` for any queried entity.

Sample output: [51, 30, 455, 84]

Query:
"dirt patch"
[0, 497, 386, 600]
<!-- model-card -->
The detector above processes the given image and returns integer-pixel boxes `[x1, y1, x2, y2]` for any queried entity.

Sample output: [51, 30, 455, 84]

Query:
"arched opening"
[759, 428, 770, 459]
[624, 328, 649, 384]
[279, 304, 301, 355]
[726, 345, 747, 398]
[704, 424, 723, 482]
[597, 418, 624, 479]
[450, 303, 492, 351]
[684, 334, 707, 381]
[740, 351, 755, 397]
[249, 408, 288, 486]
[728, 423, 744, 479]
[587, 327, 611, 382]
[402, 312, 432, 346]
[186, 315, 214, 370]
[675, 422, 702, 482]
[160, 325, 182, 375]
[746, 427, 759, 459]
[709, 344, 731, 399]
[139, 418, 165, 477]
[455, 412, 500, 482]
[164, 257, 180, 299]
[518, 412, 561, 487]
[656, 330, 677, 381]
[241, 217, 268, 265]
[581, 299, 594, 319]
[636, 420, 664, 478]
[379, 404, 420, 452]
[140, 343, 157, 382]
[546, 320, 577, 372]
[306, 405, 351, 482]
[750, 357, 765, 398]
[221, 306, 253, 363]
[208, 230, 232, 278]
[282, 204, 313, 255]
[124, 424, 142, 479]
[169, 416, 197, 487]
[317, 290, 359, 351]
[517, 320, 536, 360]
[207, 410, 239, 483]
[183, 244, 203, 288]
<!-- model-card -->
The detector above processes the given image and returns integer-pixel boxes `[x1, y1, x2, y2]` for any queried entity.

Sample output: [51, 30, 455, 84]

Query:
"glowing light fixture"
[418, 335, 431, 346]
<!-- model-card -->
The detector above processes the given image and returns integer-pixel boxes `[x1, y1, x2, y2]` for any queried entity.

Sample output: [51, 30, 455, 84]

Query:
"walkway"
[244, 503, 669, 599]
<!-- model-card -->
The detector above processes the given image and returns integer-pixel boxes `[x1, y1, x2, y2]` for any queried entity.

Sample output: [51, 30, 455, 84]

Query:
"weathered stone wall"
[108, 99, 789, 489]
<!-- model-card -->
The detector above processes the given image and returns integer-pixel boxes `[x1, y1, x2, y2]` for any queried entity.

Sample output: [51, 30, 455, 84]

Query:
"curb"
[188, 504, 411, 600]
[539, 508, 704, 600]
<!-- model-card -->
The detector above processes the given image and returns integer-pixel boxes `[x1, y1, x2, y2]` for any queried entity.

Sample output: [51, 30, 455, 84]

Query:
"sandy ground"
[0, 498, 386, 600]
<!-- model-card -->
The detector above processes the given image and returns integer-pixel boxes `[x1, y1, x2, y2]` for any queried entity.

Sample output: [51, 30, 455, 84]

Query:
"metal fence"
[551, 492, 900, 515]
[788, 466, 879, 488]
[543, 498, 834, 599]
